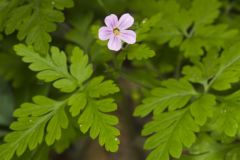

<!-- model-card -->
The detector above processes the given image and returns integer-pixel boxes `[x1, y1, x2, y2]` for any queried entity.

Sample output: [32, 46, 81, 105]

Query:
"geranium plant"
[0, 0, 240, 160]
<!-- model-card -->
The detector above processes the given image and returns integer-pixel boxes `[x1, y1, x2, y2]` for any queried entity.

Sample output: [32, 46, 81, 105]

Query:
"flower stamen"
[113, 28, 120, 36]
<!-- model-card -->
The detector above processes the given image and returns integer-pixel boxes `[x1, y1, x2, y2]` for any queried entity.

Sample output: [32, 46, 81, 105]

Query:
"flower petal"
[98, 26, 113, 40]
[120, 30, 136, 44]
[104, 14, 118, 29]
[118, 13, 134, 30]
[108, 35, 122, 51]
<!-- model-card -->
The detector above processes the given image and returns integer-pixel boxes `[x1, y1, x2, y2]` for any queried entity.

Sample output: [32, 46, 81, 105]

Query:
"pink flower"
[98, 13, 136, 51]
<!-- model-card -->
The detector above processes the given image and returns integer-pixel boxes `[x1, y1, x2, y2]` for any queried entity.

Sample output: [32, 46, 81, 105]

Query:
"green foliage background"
[1, 0, 240, 160]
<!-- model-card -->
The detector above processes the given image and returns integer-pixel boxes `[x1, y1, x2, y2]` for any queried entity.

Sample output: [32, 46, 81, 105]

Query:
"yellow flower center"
[113, 28, 120, 36]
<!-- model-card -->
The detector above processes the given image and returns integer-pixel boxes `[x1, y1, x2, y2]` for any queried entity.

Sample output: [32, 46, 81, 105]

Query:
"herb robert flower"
[98, 13, 136, 51]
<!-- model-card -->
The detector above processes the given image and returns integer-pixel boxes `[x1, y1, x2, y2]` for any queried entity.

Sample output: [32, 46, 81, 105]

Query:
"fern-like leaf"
[143, 108, 199, 160]
[190, 94, 216, 126]
[78, 98, 120, 152]
[14, 44, 93, 93]
[1, 0, 74, 53]
[138, 0, 238, 57]
[209, 44, 240, 90]
[179, 134, 240, 160]
[210, 91, 240, 137]
[123, 44, 155, 60]
[134, 79, 197, 117]
[0, 96, 67, 160]
[13, 44, 120, 154]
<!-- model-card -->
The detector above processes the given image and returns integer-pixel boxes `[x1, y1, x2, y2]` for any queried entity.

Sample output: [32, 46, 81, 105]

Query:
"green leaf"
[180, 134, 240, 160]
[134, 79, 197, 117]
[180, 24, 238, 57]
[210, 91, 240, 137]
[151, 0, 189, 47]
[53, 125, 76, 153]
[190, 94, 216, 125]
[136, 13, 162, 41]
[65, 12, 94, 51]
[14, 44, 77, 92]
[68, 82, 120, 152]
[209, 44, 240, 90]
[143, 108, 199, 160]
[190, 0, 221, 27]
[0, 96, 67, 160]
[0, 0, 17, 31]
[68, 93, 87, 117]
[78, 98, 120, 152]
[140, 0, 238, 57]
[1, 0, 74, 53]
[14, 43, 120, 153]
[45, 105, 68, 145]
[53, 0, 74, 9]
[124, 44, 155, 60]
[182, 50, 219, 85]
[14, 144, 49, 160]
[85, 76, 120, 98]
[183, 44, 240, 91]
[14, 44, 95, 93]
[70, 47, 93, 86]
